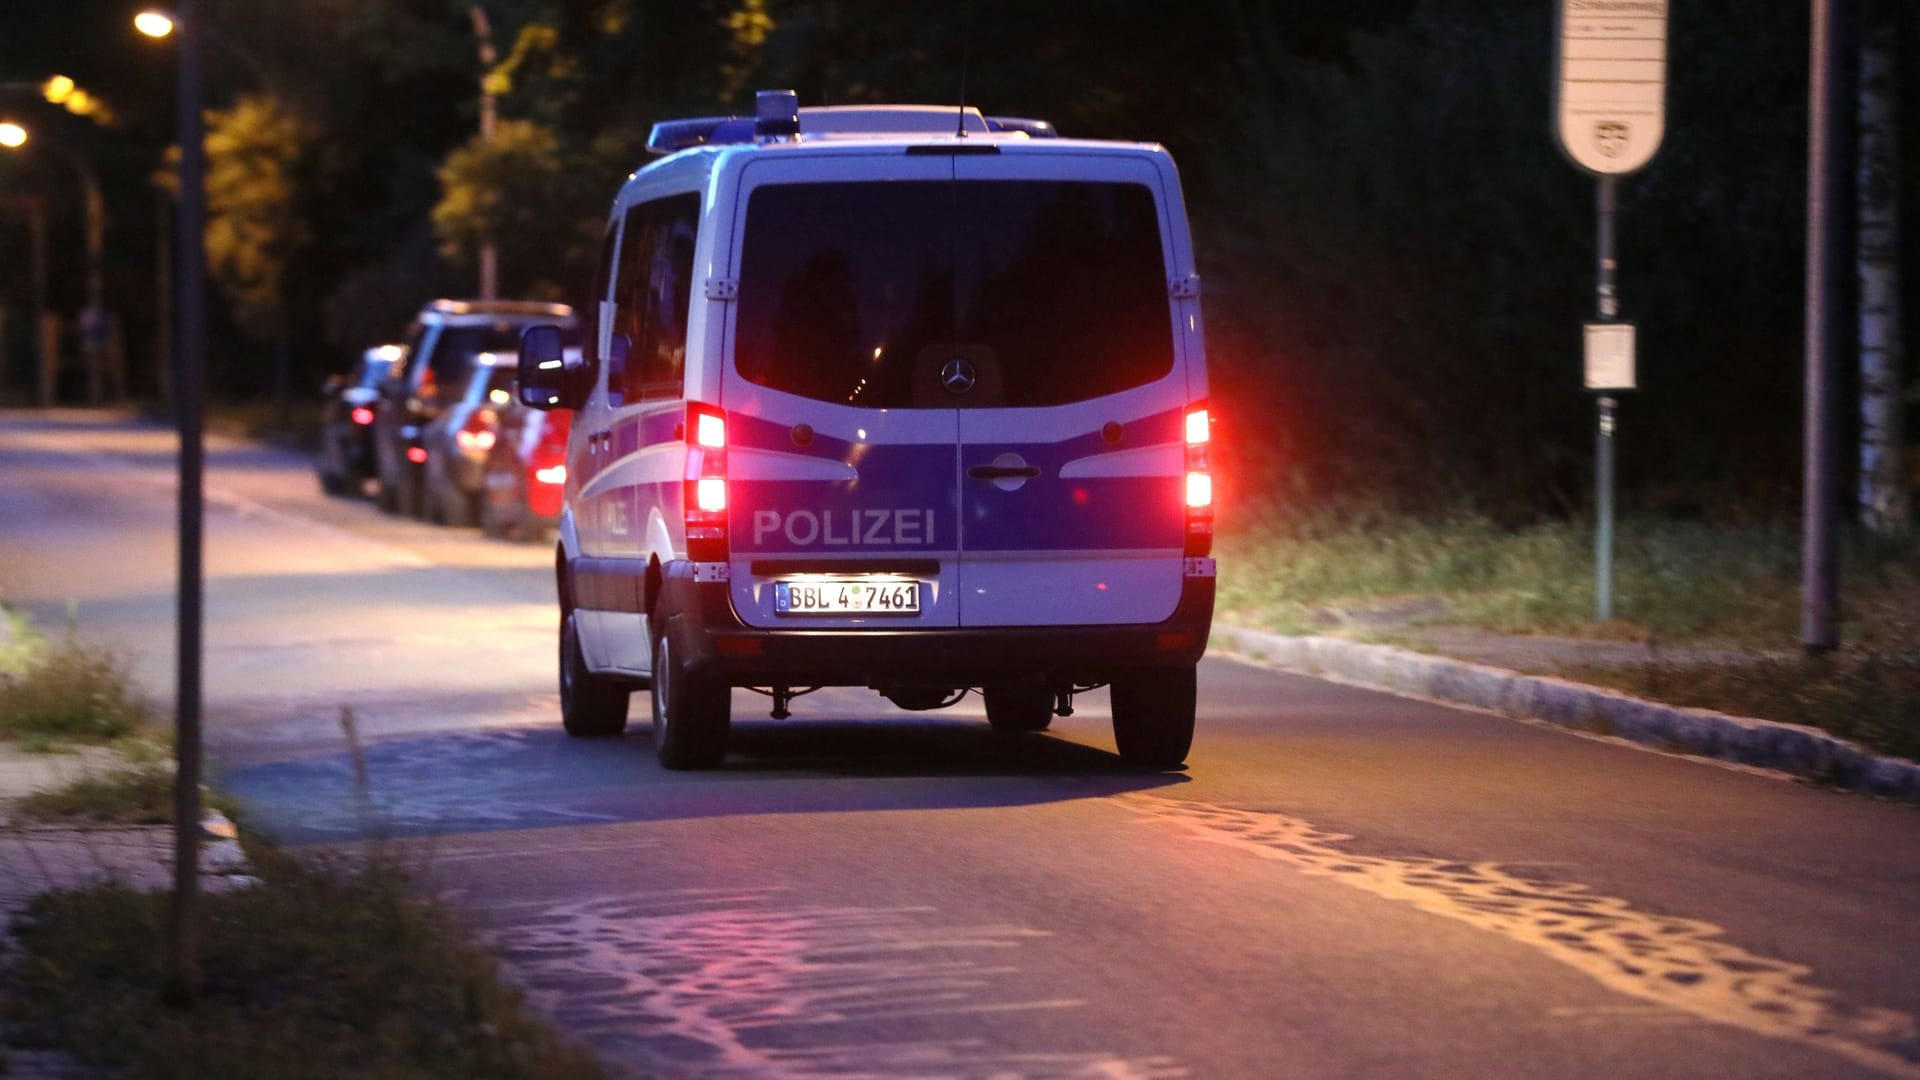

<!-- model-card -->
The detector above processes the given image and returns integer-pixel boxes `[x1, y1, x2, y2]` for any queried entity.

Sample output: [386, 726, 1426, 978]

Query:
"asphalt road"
[4, 409, 1917, 1080]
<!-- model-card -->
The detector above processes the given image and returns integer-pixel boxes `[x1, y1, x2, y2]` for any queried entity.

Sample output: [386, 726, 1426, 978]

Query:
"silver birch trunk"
[1858, 8, 1909, 532]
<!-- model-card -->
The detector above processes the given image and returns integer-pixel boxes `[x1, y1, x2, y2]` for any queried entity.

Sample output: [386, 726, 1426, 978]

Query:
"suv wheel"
[984, 685, 1053, 733]
[651, 631, 730, 770]
[1109, 665, 1196, 767]
[559, 611, 629, 737]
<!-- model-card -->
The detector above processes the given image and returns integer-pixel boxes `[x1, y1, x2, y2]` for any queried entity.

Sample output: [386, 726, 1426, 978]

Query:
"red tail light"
[454, 410, 497, 453]
[350, 406, 375, 426]
[525, 413, 571, 517]
[1184, 403, 1212, 557]
[406, 445, 428, 465]
[684, 402, 728, 561]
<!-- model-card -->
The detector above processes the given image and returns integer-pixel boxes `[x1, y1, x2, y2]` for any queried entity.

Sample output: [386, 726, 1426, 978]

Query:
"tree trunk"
[1857, 3, 1909, 532]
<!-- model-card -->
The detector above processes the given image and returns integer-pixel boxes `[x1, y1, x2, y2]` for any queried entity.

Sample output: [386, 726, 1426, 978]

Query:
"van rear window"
[735, 180, 1173, 408]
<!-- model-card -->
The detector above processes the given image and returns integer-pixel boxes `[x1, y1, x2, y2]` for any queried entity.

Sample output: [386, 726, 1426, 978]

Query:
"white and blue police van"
[517, 91, 1217, 769]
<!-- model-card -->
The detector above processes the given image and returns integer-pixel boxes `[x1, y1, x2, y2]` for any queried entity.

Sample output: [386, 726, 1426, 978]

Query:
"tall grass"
[0, 612, 149, 744]
[1216, 509, 1915, 647]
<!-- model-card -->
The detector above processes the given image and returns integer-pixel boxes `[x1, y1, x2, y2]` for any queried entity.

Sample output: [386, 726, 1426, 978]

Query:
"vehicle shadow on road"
[222, 714, 1187, 846]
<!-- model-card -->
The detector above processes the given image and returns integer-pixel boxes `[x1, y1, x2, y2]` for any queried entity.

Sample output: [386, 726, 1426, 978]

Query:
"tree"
[432, 119, 578, 300]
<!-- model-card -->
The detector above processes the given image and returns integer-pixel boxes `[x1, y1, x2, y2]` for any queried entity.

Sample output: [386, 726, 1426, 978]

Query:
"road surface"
[3, 410, 1917, 1079]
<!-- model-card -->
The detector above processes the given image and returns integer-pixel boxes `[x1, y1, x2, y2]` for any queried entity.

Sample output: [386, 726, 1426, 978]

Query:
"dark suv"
[373, 300, 576, 517]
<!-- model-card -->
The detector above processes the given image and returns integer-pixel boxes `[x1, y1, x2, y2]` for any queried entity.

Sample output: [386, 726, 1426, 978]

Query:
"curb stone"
[1211, 625, 1920, 801]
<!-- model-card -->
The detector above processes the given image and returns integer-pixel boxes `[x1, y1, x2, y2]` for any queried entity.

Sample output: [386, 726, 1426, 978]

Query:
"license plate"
[774, 578, 921, 616]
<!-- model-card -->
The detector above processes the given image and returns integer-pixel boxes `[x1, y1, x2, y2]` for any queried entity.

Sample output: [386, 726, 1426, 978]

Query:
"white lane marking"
[1119, 794, 1920, 1080]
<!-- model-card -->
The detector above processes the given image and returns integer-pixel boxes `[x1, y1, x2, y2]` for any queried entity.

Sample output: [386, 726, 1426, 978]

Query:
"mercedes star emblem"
[940, 357, 977, 394]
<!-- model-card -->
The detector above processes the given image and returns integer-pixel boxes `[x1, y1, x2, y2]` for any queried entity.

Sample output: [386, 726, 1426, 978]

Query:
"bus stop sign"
[1555, 0, 1668, 176]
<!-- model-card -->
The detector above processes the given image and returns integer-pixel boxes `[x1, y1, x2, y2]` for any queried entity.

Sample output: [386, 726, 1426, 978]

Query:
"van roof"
[646, 103, 1060, 156]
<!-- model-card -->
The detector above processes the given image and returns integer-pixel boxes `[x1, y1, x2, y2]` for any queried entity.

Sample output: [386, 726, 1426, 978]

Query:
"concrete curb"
[1211, 624, 1920, 801]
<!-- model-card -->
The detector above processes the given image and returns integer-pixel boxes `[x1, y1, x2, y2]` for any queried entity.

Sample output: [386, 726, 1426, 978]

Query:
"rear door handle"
[967, 465, 1041, 480]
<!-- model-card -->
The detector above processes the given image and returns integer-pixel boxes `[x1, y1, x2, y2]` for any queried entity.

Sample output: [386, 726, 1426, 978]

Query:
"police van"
[517, 91, 1216, 770]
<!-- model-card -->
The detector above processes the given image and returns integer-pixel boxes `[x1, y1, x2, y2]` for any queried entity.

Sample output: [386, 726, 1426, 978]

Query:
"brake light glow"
[685, 402, 729, 560]
[534, 464, 566, 485]
[1184, 402, 1213, 556]
[406, 446, 428, 464]
[455, 429, 496, 452]
[1186, 472, 1213, 509]
[1185, 407, 1210, 446]
[350, 406, 375, 426]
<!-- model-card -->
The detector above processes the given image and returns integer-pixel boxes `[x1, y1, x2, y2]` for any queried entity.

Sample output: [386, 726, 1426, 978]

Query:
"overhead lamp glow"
[134, 10, 176, 38]
[42, 75, 75, 104]
[0, 123, 25, 149]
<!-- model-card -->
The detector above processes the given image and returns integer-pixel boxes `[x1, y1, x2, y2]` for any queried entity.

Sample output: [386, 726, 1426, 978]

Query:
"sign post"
[1555, 0, 1667, 622]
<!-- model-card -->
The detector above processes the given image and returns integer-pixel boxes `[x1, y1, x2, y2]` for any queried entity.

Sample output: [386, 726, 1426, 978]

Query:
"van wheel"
[560, 612, 629, 737]
[984, 685, 1053, 733]
[651, 631, 730, 770]
[1109, 665, 1196, 767]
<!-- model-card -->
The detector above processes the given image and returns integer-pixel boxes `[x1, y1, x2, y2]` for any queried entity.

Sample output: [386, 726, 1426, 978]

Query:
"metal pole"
[79, 160, 106, 405]
[168, 0, 206, 998]
[156, 187, 173, 404]
[1594, 176, 1619, 621]
[1803, 0, 1847, 653]
[28, 199, 50, 407]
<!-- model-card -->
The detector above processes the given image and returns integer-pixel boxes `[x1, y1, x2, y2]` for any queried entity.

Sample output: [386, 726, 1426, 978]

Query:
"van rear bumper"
[651, 559, 1213, 687]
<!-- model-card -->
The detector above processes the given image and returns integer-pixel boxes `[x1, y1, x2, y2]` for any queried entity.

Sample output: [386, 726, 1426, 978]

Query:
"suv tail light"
[1184, 403, 1212, 557]
[525, 413, 570, 518]
[454, 410, 498, 454]
[685, 402, 728, 561]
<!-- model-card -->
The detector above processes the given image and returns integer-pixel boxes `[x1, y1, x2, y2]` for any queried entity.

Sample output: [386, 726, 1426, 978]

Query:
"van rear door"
[949, 153, 1192, 626]
[723, 153, 963, 630]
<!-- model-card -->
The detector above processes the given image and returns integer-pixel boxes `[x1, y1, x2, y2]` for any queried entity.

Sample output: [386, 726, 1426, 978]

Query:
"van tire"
[651, 631, 729, 770]
[984, 685, 1053, 733]
[560, 612, 629, 737]
[1109, 665, 1196, 767]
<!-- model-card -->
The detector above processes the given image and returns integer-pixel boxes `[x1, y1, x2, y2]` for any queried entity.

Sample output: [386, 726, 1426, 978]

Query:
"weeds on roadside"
[0, 612, 149, 744]
[1566, 569, 1920, 761]
[1, 845, 603, 1080]
[12, 763, 177, 824]
[1216, 507, 1917, 647]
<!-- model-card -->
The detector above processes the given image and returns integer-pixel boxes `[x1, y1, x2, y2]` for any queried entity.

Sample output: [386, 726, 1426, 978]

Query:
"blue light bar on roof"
[985, 116, 1059, 138]
[646, 116, 753, 155]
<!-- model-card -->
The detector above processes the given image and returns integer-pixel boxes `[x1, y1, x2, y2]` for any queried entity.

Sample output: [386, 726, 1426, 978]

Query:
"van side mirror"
[518, 324, 583, 410]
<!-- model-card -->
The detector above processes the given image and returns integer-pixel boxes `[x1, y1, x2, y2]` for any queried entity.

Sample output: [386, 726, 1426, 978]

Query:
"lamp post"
[3, 129, 111, 403]
[139, 0, 208, 995]
[0, 125, 60, 407]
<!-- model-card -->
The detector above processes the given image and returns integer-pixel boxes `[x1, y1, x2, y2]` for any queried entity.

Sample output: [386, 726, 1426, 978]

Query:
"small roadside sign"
[1556, 0, 1668, 176]
[1584, 322, 1636, 391]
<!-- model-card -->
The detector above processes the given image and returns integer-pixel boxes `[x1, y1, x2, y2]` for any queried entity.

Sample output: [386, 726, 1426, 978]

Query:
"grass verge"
[1217, 510, 1917, 646]
[1, 845, 602, 1080]
[1216, 510, 1920, 761]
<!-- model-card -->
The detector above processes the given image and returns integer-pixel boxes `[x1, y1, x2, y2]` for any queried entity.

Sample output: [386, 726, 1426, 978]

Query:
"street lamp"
[0, 121, 24, 148]
[136, 8, 272, 90]
[134, 10, 175, 38]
